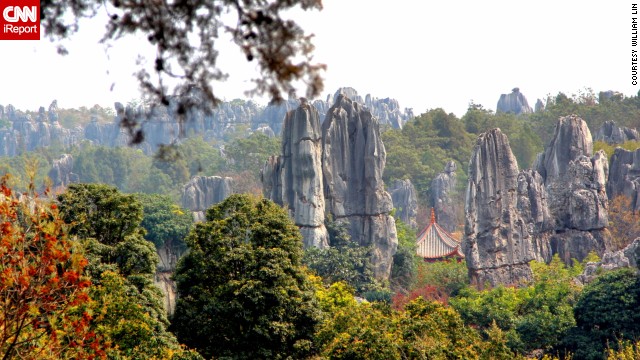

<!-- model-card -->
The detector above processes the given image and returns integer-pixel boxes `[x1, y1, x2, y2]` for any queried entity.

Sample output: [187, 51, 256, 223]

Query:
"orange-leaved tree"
[0, 181, 105, 359]
[608, 194, 640, 250]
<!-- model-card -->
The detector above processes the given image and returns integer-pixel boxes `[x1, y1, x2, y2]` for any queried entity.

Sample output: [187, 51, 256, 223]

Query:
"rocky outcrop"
[181, 176, 234, 221]
[536, 115, 594, 182]
[321, 95, 398, 280]
[262, 95, 398, 280]
[332, 87, 413, 129]
[253, 98, 301, 136]
[496, 88, 533, 115]
[594, 120, 639, 145]
[463, 129, 552, 287]
[261, 100, 329, 248]
[607, 147, 640, 211]
[535, 115, 611, 263]
[534, 99, 545, 113]
[389, 179, 418, 229]
[577, 238, 640, 284]
[0, 102, 81, 156]
[430, 161, 460, 233]
[48, 154, 77, 188]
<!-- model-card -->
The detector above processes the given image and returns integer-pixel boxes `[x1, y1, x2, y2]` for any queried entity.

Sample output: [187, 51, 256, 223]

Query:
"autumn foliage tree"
[608, 195, 640, 250]
[0, 182, 104, 359]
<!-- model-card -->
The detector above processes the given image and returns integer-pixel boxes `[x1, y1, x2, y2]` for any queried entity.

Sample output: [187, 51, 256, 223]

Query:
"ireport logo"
[0, 0, 40, 40]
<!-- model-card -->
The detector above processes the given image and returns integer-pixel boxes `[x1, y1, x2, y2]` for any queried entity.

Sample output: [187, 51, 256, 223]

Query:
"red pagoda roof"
[416, 209, 464, 260]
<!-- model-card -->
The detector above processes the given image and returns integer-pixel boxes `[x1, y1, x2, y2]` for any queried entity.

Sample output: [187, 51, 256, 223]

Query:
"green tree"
[171, 194, 321, 359]
[390, 219, 419, 292]
[57, 183, 145, 247]
[398, 298, 489, 360]
[415, 258, 469, 298]
[56, 183, 185, 358]
[560, 268, 640, 360]
[177, 137, 226, 177]
[226, 132, 281, 174]
[303, 219, 378, 294]
[315, 301, 402, 360]
[90, 271, 202, 360]
[382, 108, 474, 197]
[137, 193, 192, 251]
[451, 256, 581, 356]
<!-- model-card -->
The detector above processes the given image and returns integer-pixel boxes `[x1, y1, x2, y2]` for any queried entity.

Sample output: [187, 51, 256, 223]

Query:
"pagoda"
[416, 208, 464, 262]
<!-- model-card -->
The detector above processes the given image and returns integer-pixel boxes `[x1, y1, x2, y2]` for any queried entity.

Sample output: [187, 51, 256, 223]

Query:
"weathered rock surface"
[262, 95, 398, 280]
[181, 175, 234, 221]
[0, 101, 82, 156]
[154, 240, 188, 315]
[332, 87, 413, 129]
[48, 154, 77, 188]
[430, 161, 460, 233]
[594, 120, 639, 145]
[577, 238, 640, 284]
[496, 88, 533, 115]
[607, 147, 640, 211]
[261, 100, 329, 248]
[389, 179, 418, 229]
[321, 95, 398, 280]
[535, 115, 610, 262]
[534, 99, 545, 112]
[536, 115, 594, 182]
[463, 129, 552, 287]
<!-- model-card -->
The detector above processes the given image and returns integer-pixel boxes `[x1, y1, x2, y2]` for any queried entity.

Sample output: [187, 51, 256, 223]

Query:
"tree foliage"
[171, 194, 321, 359]
[451, 256, 580, 356]
[55, 183, 188, 358]
[57, 183, 144, 247]
[462, 103, 543, 169]
[303, 219, 378, 294]
[316, 296, 515, 360]
[0, 182, 104, 359]
[40, 0, 325, 141]
[382, 108, 474, 197]
[389, 219, 419, 292]
[560, 268, 640, 360]
[608, 195, 640, 250]
[136, 193, 192, 251]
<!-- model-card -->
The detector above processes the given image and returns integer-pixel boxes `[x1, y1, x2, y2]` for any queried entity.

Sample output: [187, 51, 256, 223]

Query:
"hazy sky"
[0, 1, 635, 117]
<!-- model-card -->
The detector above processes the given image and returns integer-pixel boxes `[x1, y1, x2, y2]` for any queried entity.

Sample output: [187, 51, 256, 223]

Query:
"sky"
[0, 1, 635, 118]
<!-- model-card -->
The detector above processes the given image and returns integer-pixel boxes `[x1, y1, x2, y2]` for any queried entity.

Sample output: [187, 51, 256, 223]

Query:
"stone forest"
[3, 86, 640, 359]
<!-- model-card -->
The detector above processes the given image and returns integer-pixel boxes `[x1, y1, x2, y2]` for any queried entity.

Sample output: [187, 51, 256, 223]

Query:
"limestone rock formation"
[430, 161, 460, 233]
[262, 95, 398, 280]
[253, 98, 300, 136]
[577, 238, 640, 284]
[181, 175, 234, 221]
[594, 120, 639, 145]
[48, 154, 77, 188]
[0, 101, 81, 156]
[535, 115, 611, 263]
[534, 99, 545, 112]
[331, 87, 412, 129]
[261, 100, 329, 248]
[496, 88, 533, 115]
[322, 94, 398, 279]
[463, 129, 552, 287]
[607, 147, 640, 211]
[389, 179, 418, 229]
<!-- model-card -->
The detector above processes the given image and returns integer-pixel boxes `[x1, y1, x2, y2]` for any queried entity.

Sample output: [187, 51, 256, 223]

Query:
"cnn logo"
[0, 0, 40, 40]
[3, 6, 37, 22]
